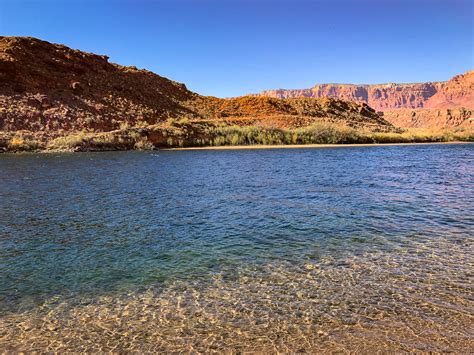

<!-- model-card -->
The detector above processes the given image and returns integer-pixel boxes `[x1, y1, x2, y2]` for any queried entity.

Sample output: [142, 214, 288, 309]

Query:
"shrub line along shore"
[2, 121, 473, 153]
[163, 141, 474, 151]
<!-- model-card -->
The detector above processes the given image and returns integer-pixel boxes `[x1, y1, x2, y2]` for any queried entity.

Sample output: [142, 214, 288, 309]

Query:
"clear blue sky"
[1, 0, 473, 97]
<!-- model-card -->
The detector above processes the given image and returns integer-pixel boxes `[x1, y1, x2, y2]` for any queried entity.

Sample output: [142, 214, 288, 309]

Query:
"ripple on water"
[1, 235, 473, 352]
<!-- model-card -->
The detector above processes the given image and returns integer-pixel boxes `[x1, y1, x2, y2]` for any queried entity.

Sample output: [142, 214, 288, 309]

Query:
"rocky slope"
[255, 71, 474, 128]
[0, 36, 396, 151]
[381, 108, 473, 129]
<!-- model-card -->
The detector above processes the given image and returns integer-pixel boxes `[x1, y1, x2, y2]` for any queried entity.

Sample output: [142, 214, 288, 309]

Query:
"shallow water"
[0, 144, 473, 352]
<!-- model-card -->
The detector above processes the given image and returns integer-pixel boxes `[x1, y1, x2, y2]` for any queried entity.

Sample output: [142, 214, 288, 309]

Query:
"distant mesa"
[253, 71, 474, 128]
[253, 71, 474, 111]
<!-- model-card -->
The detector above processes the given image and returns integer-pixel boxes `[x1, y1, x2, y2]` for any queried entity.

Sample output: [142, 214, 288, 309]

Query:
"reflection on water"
[0, 144, 473, 351]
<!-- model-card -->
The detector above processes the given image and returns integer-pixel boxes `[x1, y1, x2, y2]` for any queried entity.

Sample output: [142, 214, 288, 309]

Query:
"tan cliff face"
[256, 71, 473, 112]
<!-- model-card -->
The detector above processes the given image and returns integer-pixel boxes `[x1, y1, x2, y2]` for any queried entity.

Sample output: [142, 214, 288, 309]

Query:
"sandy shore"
[163, 141, 473, 151]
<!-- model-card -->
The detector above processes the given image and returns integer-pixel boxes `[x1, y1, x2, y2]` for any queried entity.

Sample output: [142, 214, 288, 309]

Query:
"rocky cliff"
[424, 71, 474, 109]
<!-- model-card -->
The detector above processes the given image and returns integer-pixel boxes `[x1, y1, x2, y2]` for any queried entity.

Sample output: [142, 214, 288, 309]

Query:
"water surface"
[0, 144, 473, 351]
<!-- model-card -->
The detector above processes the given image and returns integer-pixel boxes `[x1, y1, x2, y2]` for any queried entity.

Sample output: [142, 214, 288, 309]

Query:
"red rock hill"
[0, 36, 392, 134]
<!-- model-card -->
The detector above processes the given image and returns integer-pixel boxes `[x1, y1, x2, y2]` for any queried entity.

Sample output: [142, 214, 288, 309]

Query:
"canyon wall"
[258, 82, 443, 111]
[256, 71, 473, 127]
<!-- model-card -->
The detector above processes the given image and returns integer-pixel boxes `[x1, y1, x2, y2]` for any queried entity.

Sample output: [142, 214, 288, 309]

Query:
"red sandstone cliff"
[424, 71, 474, 109]
[255, 71, 473, 128]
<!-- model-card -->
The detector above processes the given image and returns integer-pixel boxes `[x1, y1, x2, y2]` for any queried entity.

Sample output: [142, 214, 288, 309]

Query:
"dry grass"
[372, 127, 473, 143]
[187, 123, 474, 147]
[1, 124, 472, 152]
[3, 133, 44, 151]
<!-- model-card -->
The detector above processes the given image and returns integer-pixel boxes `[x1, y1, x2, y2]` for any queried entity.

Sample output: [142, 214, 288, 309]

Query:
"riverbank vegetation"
[197, 123, 473, 146]
[1, 122, 472, 152]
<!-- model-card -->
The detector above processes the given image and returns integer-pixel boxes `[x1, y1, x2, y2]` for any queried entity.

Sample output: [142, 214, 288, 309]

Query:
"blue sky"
[1, 0, 473, 97]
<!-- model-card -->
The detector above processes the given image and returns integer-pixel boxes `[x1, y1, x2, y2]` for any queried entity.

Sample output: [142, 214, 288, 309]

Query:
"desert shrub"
[453, 128, 474, 141]
[48, 133, 88, 150]
[7, 135, 43, 151]
[192, 122, 474, 147]
[119, 121, 131, 130]
[195, 123, 375, 146]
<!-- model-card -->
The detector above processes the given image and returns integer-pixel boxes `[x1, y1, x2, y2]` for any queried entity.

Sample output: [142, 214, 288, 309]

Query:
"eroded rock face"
[424, 71, 474, 109]
[367, 83, 441, 110]
[256, 71, 473, 112]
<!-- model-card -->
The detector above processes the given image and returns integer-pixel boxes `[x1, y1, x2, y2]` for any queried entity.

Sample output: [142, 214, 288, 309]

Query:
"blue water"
[0, 144, 473, 351]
